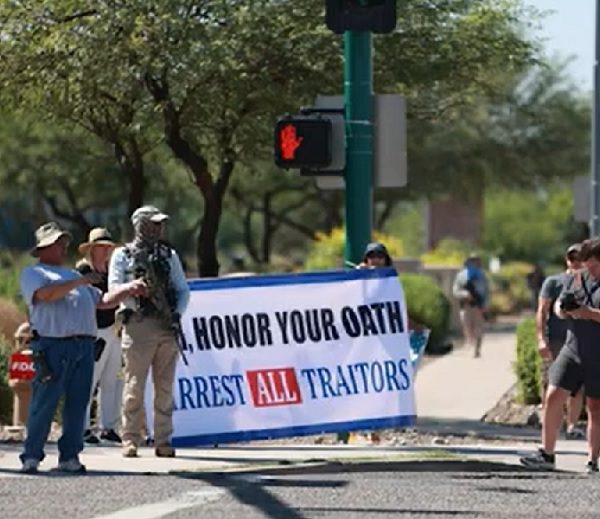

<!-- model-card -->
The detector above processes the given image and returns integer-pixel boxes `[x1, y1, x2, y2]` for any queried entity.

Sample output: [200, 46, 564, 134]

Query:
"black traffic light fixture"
[274, 115, 332, 170]
[326, 0, 396, 34]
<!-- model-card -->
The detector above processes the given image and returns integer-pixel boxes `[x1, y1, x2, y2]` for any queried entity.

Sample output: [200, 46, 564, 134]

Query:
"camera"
[559, 292, 580, 312]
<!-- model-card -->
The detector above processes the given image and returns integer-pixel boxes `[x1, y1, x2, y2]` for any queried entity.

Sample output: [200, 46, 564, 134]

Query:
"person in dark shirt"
[527, 263, 546, 311]
[536, 244, 584, 439]
[522, 238, 600, 473]
[77, 228, 123, 445]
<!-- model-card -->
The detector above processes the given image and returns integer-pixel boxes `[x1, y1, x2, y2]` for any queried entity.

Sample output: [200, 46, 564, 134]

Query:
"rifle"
[143, 242, 190, 366]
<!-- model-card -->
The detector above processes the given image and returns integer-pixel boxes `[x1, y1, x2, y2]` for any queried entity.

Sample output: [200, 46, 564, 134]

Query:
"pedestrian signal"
[274, 116, 332, 169]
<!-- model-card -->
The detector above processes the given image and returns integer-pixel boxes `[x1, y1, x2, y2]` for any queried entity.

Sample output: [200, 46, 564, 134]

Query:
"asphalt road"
[3, 460, 600, 519]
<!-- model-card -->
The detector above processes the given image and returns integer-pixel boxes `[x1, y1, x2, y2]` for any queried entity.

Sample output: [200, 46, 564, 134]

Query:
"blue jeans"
[20, 337, 94, 464]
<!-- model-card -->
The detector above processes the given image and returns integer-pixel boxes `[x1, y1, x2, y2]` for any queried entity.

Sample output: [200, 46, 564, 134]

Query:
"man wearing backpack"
[453, 254, 489, 358]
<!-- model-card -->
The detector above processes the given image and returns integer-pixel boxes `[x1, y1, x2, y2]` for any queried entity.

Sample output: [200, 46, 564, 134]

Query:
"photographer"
[77, 228, 123, 445]
[109, 206, 190, 458]
[521, 238, 600, 473]
[535, 244, 584, 439]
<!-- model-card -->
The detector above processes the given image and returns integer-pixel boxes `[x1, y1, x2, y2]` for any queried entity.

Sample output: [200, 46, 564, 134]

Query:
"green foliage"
[399, 273, 450, 350]
[380, 202, 424, 257]
[304, 228, 404, 271]
[0, 251, 31, 307]
[515, 317, 541, 405]
[483, 188, 576, 262]
[0, 0, 544, 274]
[488, 261, 533, 315]
[0, 336, 9, 384]
[421, 239, 471, 268]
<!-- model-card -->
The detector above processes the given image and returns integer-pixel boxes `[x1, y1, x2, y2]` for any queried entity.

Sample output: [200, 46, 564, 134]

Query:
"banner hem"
[171, 415, 417, 447]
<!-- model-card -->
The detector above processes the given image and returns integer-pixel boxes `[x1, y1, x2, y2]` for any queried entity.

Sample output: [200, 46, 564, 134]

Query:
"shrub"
[489, 261, 533, 315]
[304, 227, 404, 271]
[399, 272, 450, 350]
[514, 317, 541, 405]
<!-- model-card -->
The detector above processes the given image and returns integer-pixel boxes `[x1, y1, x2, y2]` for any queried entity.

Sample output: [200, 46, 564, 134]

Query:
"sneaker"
[566, 427, 586, 440]
[122, 441, 138, 458]
[586, 460, 599, 474]
[100, 429, 122, 444]
[520, 448, 555, 471]
[84, 430, 100, 445]
[54, 459, 87, 474]
[155, 444, 175, 458]
[20, 459, 39, 474]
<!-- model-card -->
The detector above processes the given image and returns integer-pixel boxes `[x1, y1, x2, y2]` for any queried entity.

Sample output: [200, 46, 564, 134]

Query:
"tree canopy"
[0, 0, 587, 271]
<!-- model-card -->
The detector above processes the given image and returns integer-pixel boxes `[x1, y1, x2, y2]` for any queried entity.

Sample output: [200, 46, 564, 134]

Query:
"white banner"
[150, 268, 416, 447]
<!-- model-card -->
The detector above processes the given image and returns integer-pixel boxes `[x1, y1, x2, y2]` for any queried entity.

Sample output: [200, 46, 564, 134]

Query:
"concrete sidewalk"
[0, 439, 589, 476]
[415, 330, 517, 422]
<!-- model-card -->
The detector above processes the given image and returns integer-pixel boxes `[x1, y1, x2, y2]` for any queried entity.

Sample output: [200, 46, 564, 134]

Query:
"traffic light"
[274, 115, 332, 169]
[326, 0, 396, 34]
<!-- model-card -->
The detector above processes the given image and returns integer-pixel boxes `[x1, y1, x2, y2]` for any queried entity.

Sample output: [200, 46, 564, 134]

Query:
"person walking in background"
[19, 222, 145, 474]
[536, 243, 584, 440]
[77, 228, 123, 445]
[109, 206, 190, 459]
[453, 253, 489, 358]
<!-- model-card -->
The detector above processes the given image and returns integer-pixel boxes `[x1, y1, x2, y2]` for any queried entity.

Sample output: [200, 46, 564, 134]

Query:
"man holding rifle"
[109, 205, 190, 458]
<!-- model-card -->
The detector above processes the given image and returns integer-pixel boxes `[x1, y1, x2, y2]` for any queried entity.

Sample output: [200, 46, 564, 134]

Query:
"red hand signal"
[279, 124, 303, 160]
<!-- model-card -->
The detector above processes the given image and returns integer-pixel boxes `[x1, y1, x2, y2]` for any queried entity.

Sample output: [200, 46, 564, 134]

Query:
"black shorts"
[549, 348, 600, 398]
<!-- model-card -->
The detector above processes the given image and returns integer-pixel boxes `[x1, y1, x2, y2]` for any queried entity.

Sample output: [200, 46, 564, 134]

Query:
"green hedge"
[399, 272, 450, 351]
[515, 317, 542, 405]
[488, 262, 534, 315]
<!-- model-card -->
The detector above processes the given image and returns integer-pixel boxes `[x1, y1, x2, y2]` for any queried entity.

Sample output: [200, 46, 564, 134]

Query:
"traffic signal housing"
[274, 115, 332, 170]
[326, 0, 396, 34]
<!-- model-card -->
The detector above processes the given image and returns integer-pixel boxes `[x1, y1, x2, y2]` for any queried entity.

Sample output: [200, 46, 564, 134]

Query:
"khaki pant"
[459, 306, 484, 355]
[121, 317, 178, 447]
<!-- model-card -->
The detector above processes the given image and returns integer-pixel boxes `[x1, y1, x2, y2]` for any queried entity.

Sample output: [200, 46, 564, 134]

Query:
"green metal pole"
[338, 30, 373, 444]
[344, 30, 373, 266]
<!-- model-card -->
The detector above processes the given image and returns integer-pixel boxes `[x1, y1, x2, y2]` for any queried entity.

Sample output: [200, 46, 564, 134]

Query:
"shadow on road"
[415, 416, 540, 441]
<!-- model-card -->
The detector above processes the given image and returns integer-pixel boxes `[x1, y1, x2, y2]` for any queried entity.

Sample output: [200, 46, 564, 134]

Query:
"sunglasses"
[367, 252, 387, 259]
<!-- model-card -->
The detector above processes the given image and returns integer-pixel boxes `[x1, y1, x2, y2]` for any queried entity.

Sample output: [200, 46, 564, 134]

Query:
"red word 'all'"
[246, 368, 303, 407]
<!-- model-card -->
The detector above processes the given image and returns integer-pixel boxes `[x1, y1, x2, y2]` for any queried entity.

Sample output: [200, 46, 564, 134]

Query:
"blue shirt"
[108, 245, 190, 316]
[21, 264, 102, 338]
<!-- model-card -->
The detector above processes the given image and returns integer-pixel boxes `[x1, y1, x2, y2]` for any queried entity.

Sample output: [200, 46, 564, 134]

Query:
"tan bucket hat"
[31, 222, 72, 257]
[78, 227, 118, 254]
